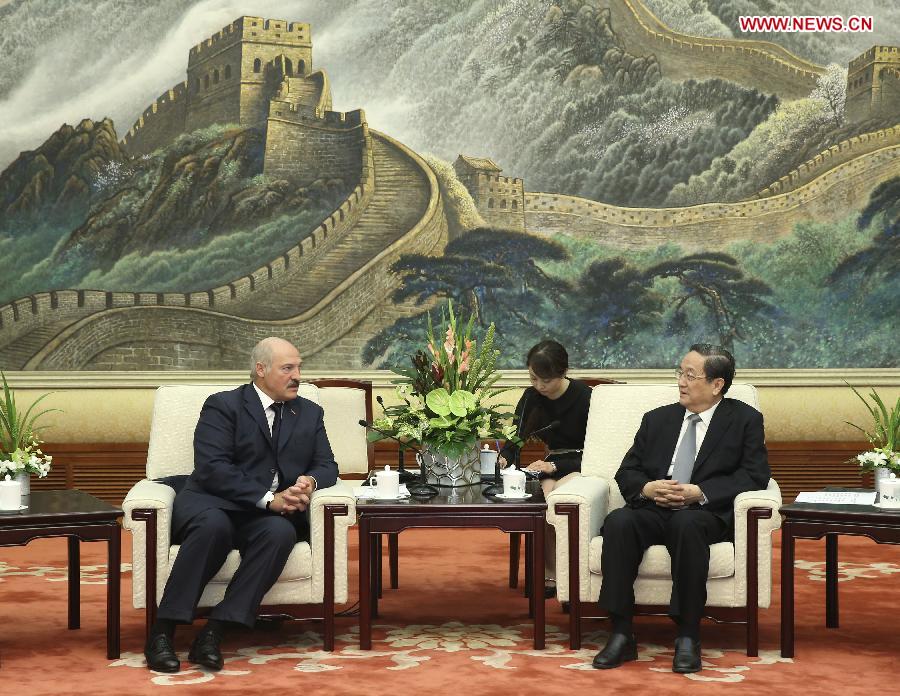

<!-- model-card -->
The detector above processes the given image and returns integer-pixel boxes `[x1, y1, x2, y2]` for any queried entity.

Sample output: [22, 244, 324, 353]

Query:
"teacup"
[371, 466, 400, 498]
[0, 475, 22, 511]
[501, 467, 527, 497]
[479, 446, 499, 476]
[878, 475, 900, 508]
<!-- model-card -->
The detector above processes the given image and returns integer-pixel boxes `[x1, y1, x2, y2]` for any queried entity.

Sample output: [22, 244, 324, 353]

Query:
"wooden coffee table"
[357, 480, 547, 649]
[0, 490, 123, 660]
[780, 491, 900, 657]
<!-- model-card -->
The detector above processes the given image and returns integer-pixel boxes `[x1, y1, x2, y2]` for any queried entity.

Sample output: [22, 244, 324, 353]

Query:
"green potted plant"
[0, 371, 57, 499]
[845, 383, 900, 492]
[369, 302, 519, 486]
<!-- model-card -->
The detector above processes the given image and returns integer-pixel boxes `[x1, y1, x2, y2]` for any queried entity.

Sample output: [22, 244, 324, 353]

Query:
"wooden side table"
[0, 489, 123, 661]
[357, 481, 548, 649]
[780, 495, 900, 657]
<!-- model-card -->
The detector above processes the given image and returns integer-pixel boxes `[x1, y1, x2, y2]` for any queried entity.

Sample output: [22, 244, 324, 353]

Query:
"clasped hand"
[642, 479, 704, 509]
[269, 475, 315, 514]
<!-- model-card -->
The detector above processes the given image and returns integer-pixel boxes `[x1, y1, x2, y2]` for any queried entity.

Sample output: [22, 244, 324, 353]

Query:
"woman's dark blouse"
[500, 378, 592, 479]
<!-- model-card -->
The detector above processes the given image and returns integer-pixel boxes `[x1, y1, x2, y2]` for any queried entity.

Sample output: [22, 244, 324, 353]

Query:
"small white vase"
[874, 466, 891, 495]
[14, 471, 30, 502]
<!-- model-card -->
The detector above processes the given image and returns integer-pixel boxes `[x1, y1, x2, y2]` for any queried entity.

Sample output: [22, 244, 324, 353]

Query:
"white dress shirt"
[252, 383, 280, 509]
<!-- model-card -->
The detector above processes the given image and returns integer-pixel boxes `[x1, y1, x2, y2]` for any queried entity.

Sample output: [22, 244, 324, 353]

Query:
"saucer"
[353, 485, 411, 500]
[494, 492, 532, 500]
[364, 492, 411, 501]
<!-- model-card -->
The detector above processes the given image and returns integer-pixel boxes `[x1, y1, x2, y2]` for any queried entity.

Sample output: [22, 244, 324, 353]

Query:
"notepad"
[794, 491, 877, 505]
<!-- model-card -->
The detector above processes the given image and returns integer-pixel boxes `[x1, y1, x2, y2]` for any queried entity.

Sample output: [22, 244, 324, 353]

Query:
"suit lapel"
[243, 384, 275, 452]
[658, 406, 684, 477]
[693, 399, 733, 475]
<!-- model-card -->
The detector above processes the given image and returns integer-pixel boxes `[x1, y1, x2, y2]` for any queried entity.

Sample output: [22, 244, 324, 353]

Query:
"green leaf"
[0, 371, 59, 453]
[844, 382, 900, 452]
[428, 415, 457, 429]
[425, 387, 452, 417]
[447, 389, 476, 417]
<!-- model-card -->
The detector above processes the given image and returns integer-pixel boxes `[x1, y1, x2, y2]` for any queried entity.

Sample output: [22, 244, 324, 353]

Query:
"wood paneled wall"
[31, 443, 149, 504]
[32, 441, 870, 507]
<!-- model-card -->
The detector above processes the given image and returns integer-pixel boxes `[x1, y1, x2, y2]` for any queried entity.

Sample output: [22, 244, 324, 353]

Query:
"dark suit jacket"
[615, 398, 770, 529]
[173, 383, 338, 534]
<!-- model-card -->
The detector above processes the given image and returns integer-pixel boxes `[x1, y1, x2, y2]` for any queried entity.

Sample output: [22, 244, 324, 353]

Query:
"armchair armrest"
[546, 475, 610, 603]
[121, 479, 176, 611]
[308, 478, 357, 533]
[308, 478, 357, 604]
[733, 479, 783, 609]
[122, 480, 175, 522]
[734, 481, 783, 533]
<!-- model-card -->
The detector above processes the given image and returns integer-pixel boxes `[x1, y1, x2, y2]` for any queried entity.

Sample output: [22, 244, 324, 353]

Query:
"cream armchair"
[547, 384, 781, 655]
[122, 383, 356, 650]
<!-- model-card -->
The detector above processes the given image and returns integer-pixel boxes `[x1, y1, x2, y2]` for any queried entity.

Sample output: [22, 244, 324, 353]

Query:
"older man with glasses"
[591, 343, 770, 673]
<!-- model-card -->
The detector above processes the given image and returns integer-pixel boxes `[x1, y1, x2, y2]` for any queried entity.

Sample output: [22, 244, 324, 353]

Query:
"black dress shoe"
[672, 636, 702, 673]
[592, 632, 638, 669]
[144, 633, 180, 673]
[188, 629, 224, 671]
[544, 584, 557, 599]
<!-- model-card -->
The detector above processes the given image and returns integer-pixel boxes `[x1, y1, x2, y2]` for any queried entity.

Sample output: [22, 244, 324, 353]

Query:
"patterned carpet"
[1, 528, 897, 695]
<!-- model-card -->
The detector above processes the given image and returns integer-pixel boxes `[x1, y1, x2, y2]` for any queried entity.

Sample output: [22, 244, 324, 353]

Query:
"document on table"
[794, 491, 877, 505]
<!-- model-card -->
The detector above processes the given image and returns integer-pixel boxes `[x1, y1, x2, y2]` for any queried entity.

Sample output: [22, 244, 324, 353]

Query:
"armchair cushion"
[589, 539, 735, 579]
[180, 544, 312, 584]
[316, 386, 371, 476]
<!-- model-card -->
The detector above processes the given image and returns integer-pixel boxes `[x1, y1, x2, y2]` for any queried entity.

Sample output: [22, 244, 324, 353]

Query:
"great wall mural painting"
[0, 0, 897, 371]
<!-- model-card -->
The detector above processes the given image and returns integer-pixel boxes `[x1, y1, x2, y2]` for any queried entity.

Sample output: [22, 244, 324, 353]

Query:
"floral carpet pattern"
[108, 622, 794, 686]
[2, 531, 897, 695]
[793, 559, 900, 582]
[0, 560, 132, 583]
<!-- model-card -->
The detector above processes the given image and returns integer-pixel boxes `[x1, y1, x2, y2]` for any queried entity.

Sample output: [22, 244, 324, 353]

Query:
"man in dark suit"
[592, 343, 769, 674]
[144, 337, 338, 673]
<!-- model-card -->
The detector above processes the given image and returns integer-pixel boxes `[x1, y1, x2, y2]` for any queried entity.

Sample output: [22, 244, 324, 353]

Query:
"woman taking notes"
[499, 340, 591, 597]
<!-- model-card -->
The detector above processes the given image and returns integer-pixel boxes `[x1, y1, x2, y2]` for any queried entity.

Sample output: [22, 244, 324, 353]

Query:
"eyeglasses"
[675, 368, 708, 382]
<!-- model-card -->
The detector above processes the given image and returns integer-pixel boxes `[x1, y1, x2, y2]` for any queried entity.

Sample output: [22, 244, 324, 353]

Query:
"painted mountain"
[0, 0, 897, 370]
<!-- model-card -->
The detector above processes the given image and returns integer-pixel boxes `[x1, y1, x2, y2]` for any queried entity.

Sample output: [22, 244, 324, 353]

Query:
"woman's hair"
[526, 340, 568, 379]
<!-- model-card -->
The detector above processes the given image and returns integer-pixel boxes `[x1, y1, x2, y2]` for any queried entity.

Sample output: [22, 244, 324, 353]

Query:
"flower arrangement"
[845, 383, 900, 475]
[371, 302, 518, 459]
[0, 371, 56, 479]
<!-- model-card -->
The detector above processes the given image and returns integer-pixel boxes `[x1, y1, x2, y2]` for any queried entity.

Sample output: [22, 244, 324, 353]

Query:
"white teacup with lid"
[879, 473, 900, 509]
[371, 465, 400, 498]
[0, 474, 22, 511]
[501, 467, 527, 497]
